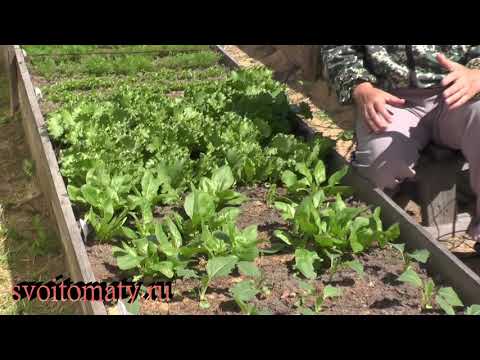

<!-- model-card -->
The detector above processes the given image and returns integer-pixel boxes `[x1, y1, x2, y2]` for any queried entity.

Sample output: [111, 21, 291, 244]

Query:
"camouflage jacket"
[321, 45, 480, 105]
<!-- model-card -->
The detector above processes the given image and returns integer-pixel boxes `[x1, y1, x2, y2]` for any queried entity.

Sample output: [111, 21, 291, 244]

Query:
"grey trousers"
[352, 86, 480, 218]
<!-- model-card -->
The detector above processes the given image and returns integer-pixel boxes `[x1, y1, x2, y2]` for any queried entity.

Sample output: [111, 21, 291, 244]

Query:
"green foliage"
[275, 193, 399, 280]
[397, 259, 464, 315]
[391, 243, 431, 271]
[296, 281, 343, 315]
[199, 255, 238, 308]
[229, 280, 271, 315]
[465, 305, 480, 315]
[281, 161, 352, 200]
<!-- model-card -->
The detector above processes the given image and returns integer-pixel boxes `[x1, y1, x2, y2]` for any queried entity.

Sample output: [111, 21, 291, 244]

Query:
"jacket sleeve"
[321, 45, 377, 105]
[465, 45, 480, 69]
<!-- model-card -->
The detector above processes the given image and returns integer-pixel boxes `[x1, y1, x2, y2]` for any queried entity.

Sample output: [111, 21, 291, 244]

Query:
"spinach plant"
[398, 266, 464, 314]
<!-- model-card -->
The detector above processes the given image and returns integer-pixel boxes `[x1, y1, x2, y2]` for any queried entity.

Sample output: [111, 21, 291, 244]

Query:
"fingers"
[375, 102, 393, 124]
[442, 71, 460, 87]
[386, 95, 406, 106]
[363, 105, 379, 133]
[367, 104, 389, 133]
[443, 80, 465, 99]
[449, 94, 471, 110]
[445, 87, 467, 107]
[437, 53, 458, 72]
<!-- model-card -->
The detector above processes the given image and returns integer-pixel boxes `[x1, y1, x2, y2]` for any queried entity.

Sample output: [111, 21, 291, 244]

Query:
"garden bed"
[10, 45, 478, 315]
[87, 185, 445, 315]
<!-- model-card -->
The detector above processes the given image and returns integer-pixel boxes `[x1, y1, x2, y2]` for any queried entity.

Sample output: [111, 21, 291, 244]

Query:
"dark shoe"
[467, 218, 480, 243]
[474, 242, 480, 255]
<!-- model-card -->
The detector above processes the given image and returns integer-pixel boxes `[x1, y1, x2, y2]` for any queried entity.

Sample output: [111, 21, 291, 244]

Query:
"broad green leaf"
[312, 190, 325, 209]
[465, 305, 480, 315]
[295, 162, 313, 184]
[294, 248, 320, 280]
[407, 249, 431, 264]
[132, 238, 149, 256]
[140, 170, 156, 199]
[274, 230, 293, 246]
[164, 217, 183, 249]
[67, 185, 82, 203]
[313, 161, 326, 185]
[237, 261, 261, 278]
[115, 252, 142, 270]
[437, 287, 463, 307]
[122, 226, 138, 240]
[81, 184, 101, 208]
[184, 191, 216, 227]
[382, 223, 401, 244]
[436, 295, 455, 315]
[323, 285, 343, 300]
[230, 280, 259, 302]
[219, 190, 247, 206]
[294, 197, 319, 236]
[281, 170, 298, 188]
[242, 225, 258, 244]
[211, 166, 235, 192]
[155, 224, 177, 258]
[398, 267, 423, 288]
[274, 202, 296, 221]
[328, 166, 349, 186]
[345, 260, 365, 278]
[206, 256, 238, 280]
[150, 261, 175, 279]
[175, 267, 198, 279]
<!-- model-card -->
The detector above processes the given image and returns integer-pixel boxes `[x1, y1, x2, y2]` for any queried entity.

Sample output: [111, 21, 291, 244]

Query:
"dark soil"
[86, 186, 442, 315]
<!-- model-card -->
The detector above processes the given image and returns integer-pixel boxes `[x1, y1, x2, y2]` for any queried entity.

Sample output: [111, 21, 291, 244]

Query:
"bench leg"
[416, 158, 463, 227]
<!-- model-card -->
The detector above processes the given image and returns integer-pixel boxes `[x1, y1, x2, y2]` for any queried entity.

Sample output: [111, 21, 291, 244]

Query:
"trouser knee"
[352, 147, 417, 191]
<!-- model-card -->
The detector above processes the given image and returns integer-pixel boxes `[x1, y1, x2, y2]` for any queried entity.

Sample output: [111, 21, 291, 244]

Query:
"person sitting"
[321, 45, 480, 253]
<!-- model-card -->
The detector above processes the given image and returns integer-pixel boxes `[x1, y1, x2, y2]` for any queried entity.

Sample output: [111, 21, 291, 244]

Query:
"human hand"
[438, 53, 480, 110]
[352, 82, 406, 133]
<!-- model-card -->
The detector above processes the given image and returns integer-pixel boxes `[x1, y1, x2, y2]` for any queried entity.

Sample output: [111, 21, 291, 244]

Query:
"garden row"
[25, 45, 480, 315]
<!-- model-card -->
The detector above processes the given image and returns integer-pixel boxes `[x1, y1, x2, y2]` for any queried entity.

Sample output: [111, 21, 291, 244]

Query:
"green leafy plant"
[281, 161, 352, 199]
[128, 169, 179, 224]
[196, 166, 247, 209]
[398, 266, 463, 314]
[465, 304, 480, 315]
[113, 218, 192, 281]
[274, 194, 399, 280]
[390, 243, 431, 271]
[296, 281, 343, 315]
[229, 280, 272, 315]
[199, 255, 238, 309]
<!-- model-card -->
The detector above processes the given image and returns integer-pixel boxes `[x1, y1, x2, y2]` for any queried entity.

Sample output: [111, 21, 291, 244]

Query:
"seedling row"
[22, 45, 480, 315]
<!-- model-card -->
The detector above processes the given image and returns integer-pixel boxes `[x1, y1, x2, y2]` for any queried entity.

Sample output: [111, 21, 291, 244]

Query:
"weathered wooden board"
[4, 45, 107, 315]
